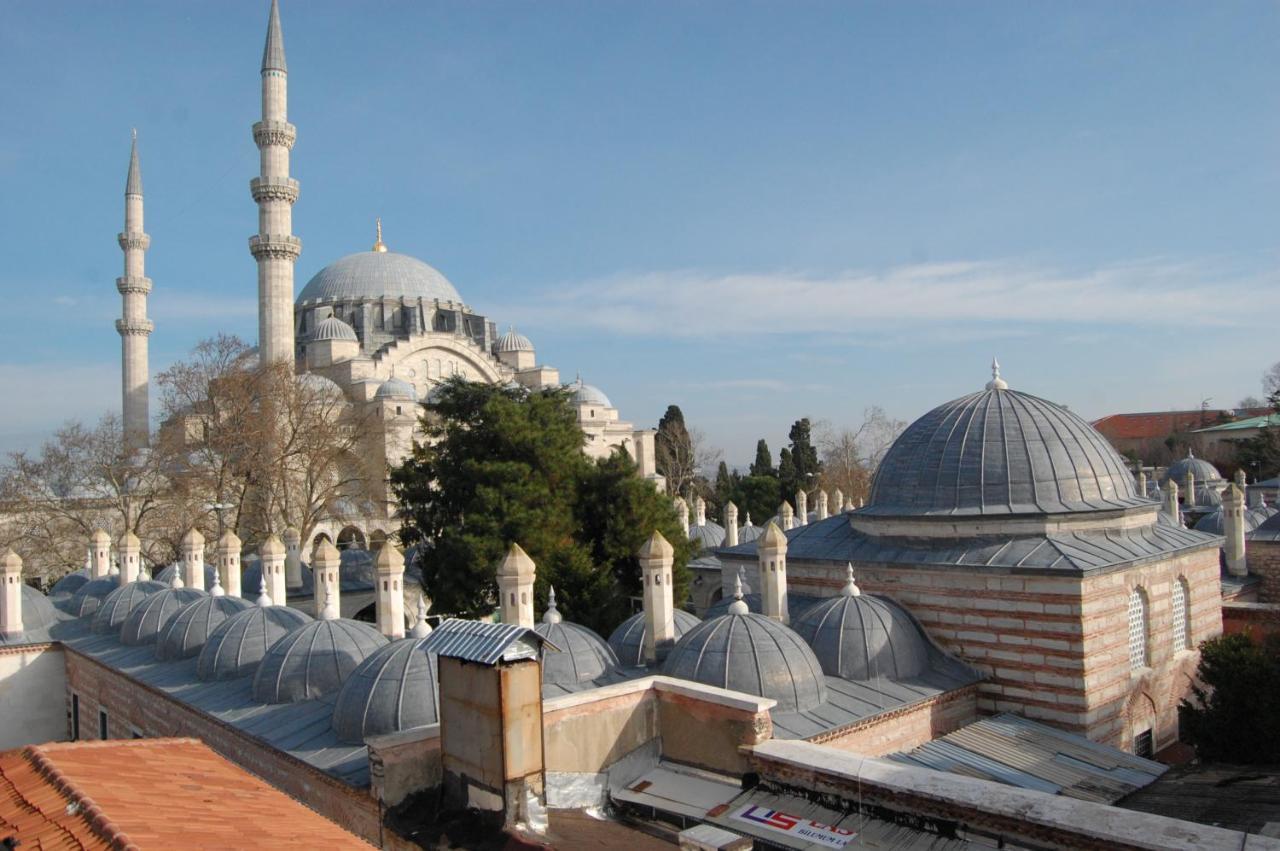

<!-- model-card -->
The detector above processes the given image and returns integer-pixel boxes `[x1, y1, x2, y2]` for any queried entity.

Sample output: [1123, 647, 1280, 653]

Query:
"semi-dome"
[91, 580, 166, 634]
[375, 377, 418, 401]
[866, 367, 1145, 517]
[64, 578, 120, 618]
[18, 585, 61, 632]
[50, 570, 90, 598]
[297, 251, 462, 306]
[533, 592, 618, 685]
[663, 605, 828, 713]
[331, 636, 439, 744]
[120, 588, 207, 646]
[495, 327, 534, 353]
[791, 571, 929, 681]
[197, 605, 313, 681]
[251, 618, 388, 704]
[607, 609, 701, 668]
[567, 377, 611, 408]
[156, 594, 254, 661]
[313, 315, 358, 342]
[1165, 451, 1223, 485]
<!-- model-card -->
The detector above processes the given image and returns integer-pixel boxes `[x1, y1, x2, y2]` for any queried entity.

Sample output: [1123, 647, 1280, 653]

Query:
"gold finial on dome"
[372, 218, 388, 253]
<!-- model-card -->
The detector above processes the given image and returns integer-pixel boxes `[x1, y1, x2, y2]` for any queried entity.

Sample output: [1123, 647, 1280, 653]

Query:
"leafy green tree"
[1232, 391, 1280, 480]
[788, 418, 822, 491]
[732, 475, 780, 527]
[778, 448, 798, 501]
[750, 439, 775, 478]
[1179, 633, 1280, 763]
[655, 405, 695, 496]
[712, 461, 737, 519]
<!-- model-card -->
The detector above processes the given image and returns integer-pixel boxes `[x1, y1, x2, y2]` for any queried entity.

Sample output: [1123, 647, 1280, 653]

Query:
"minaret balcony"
[115, 318, 154, 337]
[117, 232, 151, 251]
[249, 234, 303, 260]
[252, 120, 297, 149]
[116, 276, 153, 295]
[250, 177, 300, 204]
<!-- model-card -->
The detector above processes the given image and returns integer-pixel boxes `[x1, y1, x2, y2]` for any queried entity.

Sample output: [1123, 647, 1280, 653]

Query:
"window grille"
[1171, 578, 1189, 651]
[1128, 588, 1149, 669]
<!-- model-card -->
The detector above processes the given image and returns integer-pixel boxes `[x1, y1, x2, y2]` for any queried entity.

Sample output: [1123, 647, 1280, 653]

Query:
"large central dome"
[866, 376, 1145, 518]
[297, 250, 462, 306]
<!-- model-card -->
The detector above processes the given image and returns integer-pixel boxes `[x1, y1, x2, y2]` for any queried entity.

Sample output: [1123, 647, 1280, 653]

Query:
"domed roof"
[156, 594, 254, 661]
[567, 376, 611, 408]
[313, 315, 358, 342]
[607, 609, 702, 667]
[663, 609, 828, 713]
[295, 372, 345, 398]
[375, 377, 418, 401]
[19, 585, 61, 632]
[867, 370, 1145, 517]
[690, 521, 726, 551]
[196, 605, 313, 681]
[251, 618, 388, 704]
[64, 577, 120, 617]
[533, 592, 618, 685]
[331, 636, 439, 744]
[704, 592, 818, 622]
[791, 572, 930, 681]
[153, 563, 219, 590]
[1166, 451, 1223, 485]
[495, 327, 534, 353]
[736, 517, 764, 545]
[50, 569, 90, 598]
[91, 580, 166, 634]
[297, 251, 462, 306]
[1195, 504, 1275, 536]
[120, 588, 207, 646]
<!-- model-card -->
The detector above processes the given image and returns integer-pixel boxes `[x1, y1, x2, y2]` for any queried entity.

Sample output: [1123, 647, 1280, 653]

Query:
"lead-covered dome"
[196, 605, 313, 681]
[18, 585, 61, 632]
[533, 593, 618, 685]
[495, 327, 534, 353]
[64, 578, 120, 618]
[791, 573, 929, 681]
[331, 636, 439, 744]
[251, 618, 388, 704]
[313, 315, 358, 342]
[156, 594, 254, 661]
[297, 251, 462, 306]
[1165, 451, 1222, 485]
[375, 377, 418, 401]
[91, 580, 166, 634]
[50, 569, 90, 599]
[567, 377, 612, 408]
[120, 588, 207, 646]
[866, 372, 1144, 517]
[607, 609, 701, 667]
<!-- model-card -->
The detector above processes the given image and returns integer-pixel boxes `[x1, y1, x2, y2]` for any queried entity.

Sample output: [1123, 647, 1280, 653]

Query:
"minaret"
[117, 131, 153, 450]
[250, 0, 301, 365]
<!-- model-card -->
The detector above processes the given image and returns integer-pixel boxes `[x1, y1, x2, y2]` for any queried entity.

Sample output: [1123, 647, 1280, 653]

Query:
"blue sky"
[0, 1, 1277, 464]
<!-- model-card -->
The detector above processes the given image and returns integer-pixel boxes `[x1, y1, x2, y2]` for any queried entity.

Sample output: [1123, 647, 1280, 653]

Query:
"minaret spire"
[250, 0, 301, 365]
[117, 130, 153, 450]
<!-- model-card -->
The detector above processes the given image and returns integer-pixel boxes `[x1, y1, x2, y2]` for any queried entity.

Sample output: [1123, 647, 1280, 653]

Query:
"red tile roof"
[0, 738, 372, 849]
[1091, 410, 1270, 442]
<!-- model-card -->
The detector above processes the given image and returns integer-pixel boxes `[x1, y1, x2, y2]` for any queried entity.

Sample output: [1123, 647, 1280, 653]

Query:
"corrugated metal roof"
[887, 713, 1166, 804]
[422, 618, 557, 665]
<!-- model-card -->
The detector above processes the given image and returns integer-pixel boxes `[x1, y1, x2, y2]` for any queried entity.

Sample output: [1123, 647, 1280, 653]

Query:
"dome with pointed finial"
[196, 604, 313, 681]
[63, 577, 121, 618]
[567, 375, 612, 408]
[313, 315, 358, 342]
[375, 376, 418, 401]
[607, 609, 702, 668]
[90, 580, 166, 634]
[736, 514, 764, 544]
[155, 593, 254, 661]
[533, 588, 618, 685]
[297, 250, 462, 306]
[1164, 450, 1223, 487]
[251, 617, 387, 703]
[495, 326, 534, 353]
[120, 587, 208, 646]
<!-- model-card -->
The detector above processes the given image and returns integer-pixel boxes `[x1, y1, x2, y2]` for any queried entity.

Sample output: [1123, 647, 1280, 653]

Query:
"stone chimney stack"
[181, 528, 205, 590]
[313, 538, 341, 619]
[1137, 469, 1147, 497]
[693, 496, 707, 528]
[833, 489, 844, 513]
[723, 501, 739, 547]
[118, 531, 141, 586]
[218, 531, 242, 598]
[260, 534, 287, 607]
[758, 522, 789, 624]
[815, 490, 829, 521]
[90, 529, 112, 579]
[283, 527, 302, 588]
[795, 490, 808, 527]
[497, 543, 536, 628]
[1164, 480, 1181, 526]
[779, 501, 794, 531]
[1236, 468, 1248, 489]
[674, 497, 689, 537]
[1184, 470, 1196, 508]
[638, 531, 676, 665]
[1, 550, 22, 639]
[1223, 483, 1248, 577]
[375, 544, 406, 640]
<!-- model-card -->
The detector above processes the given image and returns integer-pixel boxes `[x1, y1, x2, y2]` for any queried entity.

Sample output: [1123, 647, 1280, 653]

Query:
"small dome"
[1195, 505, 1274, 536]
[156, 594, 254, 661]
[120, 588, 207, 646]
[313, 315, 358, 342]
[690, 521, 726, 551]
[331, 636, 439, 744]
[495, 327, 534, 353]
[1166, 452, 1223, 485]
[607, 609, 701, 667]
[791, 585, 930, 681]
[196, 605, 313, 681]
[153, 563, 218, 589]
[663, 611, 828, 713]
[295, 372, 345, 398]
[64, 578, 120, 618]
[1193, 486, 1223, 508]
[567, 377, 612, 408]
[91, 580, 167, 634]
[19, 585, 61, 632]
[375, 377, 418, 401]
[251, 618, 388, 704]
[297, 251, 463, 305]
[50, 570, 90, 598]
[736, 518, 764, 545]
[533, 595, 618, 685]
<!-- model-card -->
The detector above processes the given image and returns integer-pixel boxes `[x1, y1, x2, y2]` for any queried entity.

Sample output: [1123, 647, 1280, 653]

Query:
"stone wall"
[367, 725, 441, 809]
[807, 683, 979, 757]
[0, 644, 66, 749]
[1247, 540, 1280, 602]
[1223, 601, 1280, 644]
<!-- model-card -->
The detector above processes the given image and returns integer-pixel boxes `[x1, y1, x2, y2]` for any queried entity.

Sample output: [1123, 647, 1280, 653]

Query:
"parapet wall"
[0, 644, 66, 750]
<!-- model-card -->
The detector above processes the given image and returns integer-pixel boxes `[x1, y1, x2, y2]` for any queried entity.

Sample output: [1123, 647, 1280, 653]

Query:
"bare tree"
[815, 407, 906, 505]
[1265, 361, 1280, 398]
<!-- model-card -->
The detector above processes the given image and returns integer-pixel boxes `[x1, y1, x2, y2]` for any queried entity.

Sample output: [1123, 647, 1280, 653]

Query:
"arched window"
[1171, 578, 1191, 651]
[1128, 588, 1150, 669]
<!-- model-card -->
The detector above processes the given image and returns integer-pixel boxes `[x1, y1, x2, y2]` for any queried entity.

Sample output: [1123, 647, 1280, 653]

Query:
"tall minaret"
[117, 130, 153, 450]
[250, 0, 300, 365]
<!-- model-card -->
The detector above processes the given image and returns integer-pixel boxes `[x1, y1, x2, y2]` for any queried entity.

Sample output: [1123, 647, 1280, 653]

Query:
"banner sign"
[731, 803, 857, 848]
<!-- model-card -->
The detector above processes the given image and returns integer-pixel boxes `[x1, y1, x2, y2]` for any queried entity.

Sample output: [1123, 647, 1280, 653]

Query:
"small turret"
[260, 534, 287, 606]
[795, 490, 808, 527]
[1, 550, 22, 639]
[1223, 483, 1247, 577]
[638, 530, 675, 665]
[815, 490, 829, 522]
[181, 527, 205, 590]
[283, 527, 302, 588]
[313, 538, 341, 619]
[217, 531, 242, 598]
[90, 529, 112, 579]
[496, 543, 535, 628]
[758, 521, 789, 624]
[117, 531, 141, 586]
[723, 501, 739, 547]
[375, 544, 406, 640]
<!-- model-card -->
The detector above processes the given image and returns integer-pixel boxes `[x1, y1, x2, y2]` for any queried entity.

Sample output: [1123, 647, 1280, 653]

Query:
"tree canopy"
[1179, 633, 1280, 763]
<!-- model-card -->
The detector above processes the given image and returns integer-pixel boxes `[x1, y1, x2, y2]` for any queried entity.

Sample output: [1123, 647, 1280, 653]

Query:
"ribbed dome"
[534, 618, 618, 685]
[297, 251, 462, 305]
[689, 522, 726, 551]
[1195, 504, 1275, 535]
[50, 570, 90, 598]
[331, 636, 439, 744]
[19, 585, 61, 632]
[792, 589, 930, 681]
[663, 612, 828, 713]
[375, 377, 418, 401]
[1165, 452, 1223, 485]
[156, 594, 254, 661]
[495, 327, 534, 353]
[91, 580, 166, 634]
[736, 519, 764, 545]
[196, 605, 313, 681]
[153, 563, 218, 589]
[607, 609, 701, 668]
[251, 619, 388, 704]
[867, 385, 1145, 517]
[64, 578, 120, 618]
[120, 588, 207, 646]
[313, 315, 358, 342]
[568, 378, 611, 408]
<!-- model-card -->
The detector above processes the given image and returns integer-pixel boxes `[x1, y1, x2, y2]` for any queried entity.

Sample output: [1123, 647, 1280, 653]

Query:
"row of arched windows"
[1127, 578, 1192, 670]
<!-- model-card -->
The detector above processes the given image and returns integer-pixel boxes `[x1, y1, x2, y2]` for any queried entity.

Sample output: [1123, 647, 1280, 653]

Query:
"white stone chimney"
[497, 543, 536, 628]
[833, 489, 844, 513]
[118, 531, 141, 585]
[638, 530, 676, 665]
[1184, 470, 1196, 508]
[1137, 469, 1147, 496]
[1223, 483, 1247, 577]
[779, 501, 794, 531]
[758, 521, 789, 624]
[313, 538, 341, 619]
[815, 490, 829, 521]
[283, 527, 302, 588]
[181, 528, 205, 590]
[1, 550, 22, 639]
[723, 501, 739, 548]
[1164, 480, 1181, 526]
[375, 544, 406, 640]
[795, 490, 808, 527]
[260, 534, 286, 607]
[694, 496, 707, 528]
[674, 497, 689, 536]
[90, 529, 112, 579]
[218, 531, 242, 598]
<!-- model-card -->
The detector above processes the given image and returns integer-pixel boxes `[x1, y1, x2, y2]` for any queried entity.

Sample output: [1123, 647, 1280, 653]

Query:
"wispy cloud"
[492, 258, 1278, 339]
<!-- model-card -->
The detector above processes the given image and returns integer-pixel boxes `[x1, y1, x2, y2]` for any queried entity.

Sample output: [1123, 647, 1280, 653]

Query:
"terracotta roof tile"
[1091, 410, 1270, 442]
[0, 738, 372, 849]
